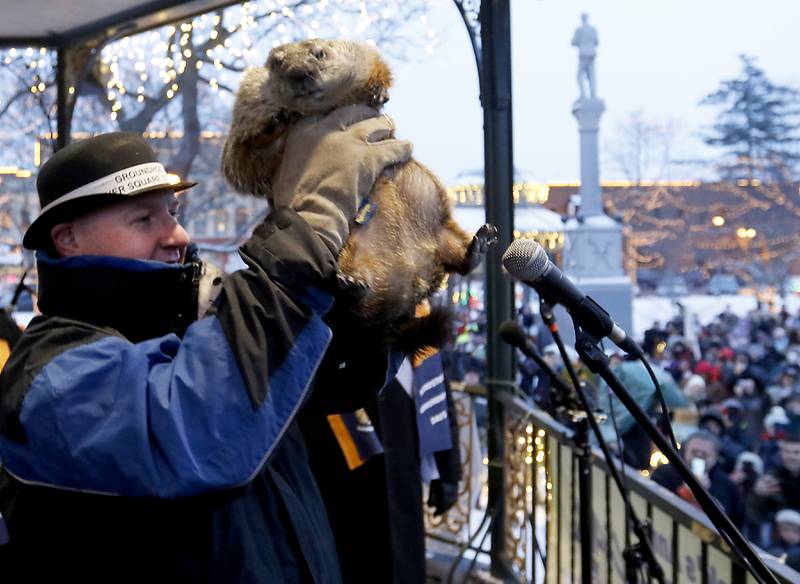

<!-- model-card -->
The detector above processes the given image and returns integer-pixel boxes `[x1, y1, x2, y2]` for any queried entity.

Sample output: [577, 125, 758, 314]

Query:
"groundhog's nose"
[286, 67, 309, 83]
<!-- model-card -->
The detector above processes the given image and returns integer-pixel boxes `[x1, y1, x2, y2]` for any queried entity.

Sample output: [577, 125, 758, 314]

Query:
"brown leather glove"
[273, 105, 412, 254]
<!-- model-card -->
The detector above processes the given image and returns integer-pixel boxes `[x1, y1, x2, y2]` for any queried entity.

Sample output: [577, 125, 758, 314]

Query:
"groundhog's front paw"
[336, 271, 370, 299]
[465, 223, 499, 269]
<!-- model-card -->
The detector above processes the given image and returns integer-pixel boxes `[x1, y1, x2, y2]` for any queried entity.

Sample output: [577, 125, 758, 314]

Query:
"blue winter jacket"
[0, 209, 346, 583]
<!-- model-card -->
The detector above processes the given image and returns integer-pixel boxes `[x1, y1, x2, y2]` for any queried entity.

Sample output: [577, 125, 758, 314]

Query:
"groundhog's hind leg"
[439, 221, 498, 275]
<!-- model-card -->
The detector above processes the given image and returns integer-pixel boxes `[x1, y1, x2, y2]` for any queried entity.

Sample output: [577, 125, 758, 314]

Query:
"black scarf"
[36, 252, 201, 343]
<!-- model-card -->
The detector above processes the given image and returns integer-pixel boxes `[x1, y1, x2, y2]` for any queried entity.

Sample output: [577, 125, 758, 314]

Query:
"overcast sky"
[382, 0, 800, 185]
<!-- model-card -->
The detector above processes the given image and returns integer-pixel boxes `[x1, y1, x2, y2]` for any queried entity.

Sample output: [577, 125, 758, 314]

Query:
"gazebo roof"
[0, 0, 237, 46]
[453, 205, 564, 235]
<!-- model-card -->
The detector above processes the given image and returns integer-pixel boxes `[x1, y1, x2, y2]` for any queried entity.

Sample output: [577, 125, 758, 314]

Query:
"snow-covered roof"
[452, 205, 563, 234]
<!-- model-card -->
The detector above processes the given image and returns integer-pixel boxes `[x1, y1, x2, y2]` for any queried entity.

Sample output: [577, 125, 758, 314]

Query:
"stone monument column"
[573, 99, 604, 217]
[558, 14, 634, 343]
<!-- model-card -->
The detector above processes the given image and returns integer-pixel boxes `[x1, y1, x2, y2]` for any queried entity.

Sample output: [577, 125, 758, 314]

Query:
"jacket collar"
[35, 251, 201, 343]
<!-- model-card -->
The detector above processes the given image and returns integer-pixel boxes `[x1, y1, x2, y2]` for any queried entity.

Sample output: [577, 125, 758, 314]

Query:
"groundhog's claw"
[475, 223, 499, 250]
[464, 223, 498, 270]
[458, 223, 498, 274]
[336, 271, 370, 298]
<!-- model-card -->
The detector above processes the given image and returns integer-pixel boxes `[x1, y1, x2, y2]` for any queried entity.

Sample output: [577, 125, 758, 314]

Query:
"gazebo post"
[55, 47, 70, 150]
[455, 0, 517, 580]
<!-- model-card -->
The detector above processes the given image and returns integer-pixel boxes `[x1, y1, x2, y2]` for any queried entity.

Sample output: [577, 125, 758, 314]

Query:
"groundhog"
[222, 39, 496, 351]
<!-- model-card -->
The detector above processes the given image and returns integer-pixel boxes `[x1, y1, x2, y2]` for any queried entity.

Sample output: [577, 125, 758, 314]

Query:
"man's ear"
[50, 222, 79, 257]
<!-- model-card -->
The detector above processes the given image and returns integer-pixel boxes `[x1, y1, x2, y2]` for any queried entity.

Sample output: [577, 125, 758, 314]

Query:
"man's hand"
[273, 105, 412, 254]
[427, 479, 460, 516]
[753, 474, 781, 497]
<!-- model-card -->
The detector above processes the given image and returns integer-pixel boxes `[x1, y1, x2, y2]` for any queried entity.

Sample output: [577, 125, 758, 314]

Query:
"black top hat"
[23, 132, 197, 250]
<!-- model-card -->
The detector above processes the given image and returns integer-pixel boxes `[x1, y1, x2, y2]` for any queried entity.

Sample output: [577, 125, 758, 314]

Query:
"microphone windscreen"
[498, 319, 528, 348]
[501, 239, 549, 281]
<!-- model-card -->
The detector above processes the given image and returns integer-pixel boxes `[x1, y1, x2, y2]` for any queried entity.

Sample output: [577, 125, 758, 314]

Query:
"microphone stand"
[539, 299, 664, 584]
[5, 270, 29, 314]
[571, 324, 779, 584]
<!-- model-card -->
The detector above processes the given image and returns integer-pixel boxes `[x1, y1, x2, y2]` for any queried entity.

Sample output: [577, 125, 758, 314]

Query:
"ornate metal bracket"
[452, 0, 482, 81]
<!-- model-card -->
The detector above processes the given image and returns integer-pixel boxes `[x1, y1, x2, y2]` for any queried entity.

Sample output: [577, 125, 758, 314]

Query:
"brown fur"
[222, 39, 492, 348]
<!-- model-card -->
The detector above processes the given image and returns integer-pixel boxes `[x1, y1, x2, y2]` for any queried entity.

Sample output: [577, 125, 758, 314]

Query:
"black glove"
[427, 479, 460, 516]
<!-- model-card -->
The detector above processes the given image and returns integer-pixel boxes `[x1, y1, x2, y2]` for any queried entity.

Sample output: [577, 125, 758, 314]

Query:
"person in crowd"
[748, 425, 800, 529]
[694, 344, 723, 386]
[730, 451, 765, 542]
[781, 390, 800, 420]
[717, 346, 735, 367]
[718, 396, 759, 452]
[767, 509, 800, 571]
[767, 366, 800, 408]
[643, 320, 667, 358]
[760, 406, 791, 470]
[760, 327, 789, 373]
[301, 340, 462, 584]
[651, 429, 744, 527]
[727, 376, 768, 449]
[722, 351, 754, 389]
[0, 113, 411, 582]
[698, 407, 746, 473]
[682, 373, 710, 410]
[666, 341, 695, 385]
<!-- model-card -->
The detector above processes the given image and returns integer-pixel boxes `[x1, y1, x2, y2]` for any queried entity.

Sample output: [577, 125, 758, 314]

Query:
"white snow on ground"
[632, 293, 800, 341]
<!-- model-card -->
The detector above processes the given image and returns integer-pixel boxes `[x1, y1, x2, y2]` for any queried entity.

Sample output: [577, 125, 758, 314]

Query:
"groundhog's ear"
[247, 116, 289, 148]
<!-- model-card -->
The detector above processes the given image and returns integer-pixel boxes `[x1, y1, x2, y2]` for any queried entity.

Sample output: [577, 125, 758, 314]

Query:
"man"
[749, 428, 800, 525]
[698, 407, 746, 473]
[0, 107, 410, 583]
[651, 429, 744, 527]
[302, 345, 462, 583]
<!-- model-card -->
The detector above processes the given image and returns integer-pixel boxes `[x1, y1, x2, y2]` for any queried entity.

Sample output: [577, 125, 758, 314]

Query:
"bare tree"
[605, 110, 680, 184]
[0, 0, 439, 243]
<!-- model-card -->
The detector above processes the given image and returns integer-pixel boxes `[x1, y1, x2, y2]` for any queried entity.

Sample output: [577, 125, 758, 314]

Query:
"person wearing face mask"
[729, 376, 769, 450]
[0, 117, 412, 583]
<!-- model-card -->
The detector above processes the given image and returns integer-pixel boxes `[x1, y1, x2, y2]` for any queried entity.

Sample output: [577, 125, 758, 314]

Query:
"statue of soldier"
[571, 13, 598, 100]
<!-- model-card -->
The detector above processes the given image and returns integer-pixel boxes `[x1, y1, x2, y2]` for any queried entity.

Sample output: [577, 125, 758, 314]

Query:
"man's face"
[779, 440, 800, 473]
[56, 190, 190, 263]
[683, 437, 718, 470]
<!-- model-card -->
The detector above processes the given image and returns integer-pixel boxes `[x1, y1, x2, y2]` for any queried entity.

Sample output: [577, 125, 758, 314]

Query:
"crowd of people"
[317, 278, 800, 584]
[642, 304, 800, 570]
[440, 297, 800, 573]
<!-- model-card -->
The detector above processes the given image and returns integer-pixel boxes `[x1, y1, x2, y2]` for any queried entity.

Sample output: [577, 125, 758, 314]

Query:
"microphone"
[501, 239, 643, 358]
[498, 320, 578, 399]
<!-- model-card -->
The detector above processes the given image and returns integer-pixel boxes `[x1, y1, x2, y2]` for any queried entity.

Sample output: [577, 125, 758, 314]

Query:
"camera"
[741, 460, 759, 487]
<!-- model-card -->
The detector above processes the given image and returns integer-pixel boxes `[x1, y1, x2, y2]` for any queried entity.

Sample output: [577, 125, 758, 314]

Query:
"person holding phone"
[651, 429, 744, 527]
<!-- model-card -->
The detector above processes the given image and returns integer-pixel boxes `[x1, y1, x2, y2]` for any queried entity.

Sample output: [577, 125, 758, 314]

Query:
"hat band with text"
[40, 162, 174, 214]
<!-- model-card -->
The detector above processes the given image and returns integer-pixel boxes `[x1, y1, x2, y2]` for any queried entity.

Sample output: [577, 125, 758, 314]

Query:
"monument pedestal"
[556, 215, 634, 347]
[555, 95, 634, 347]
